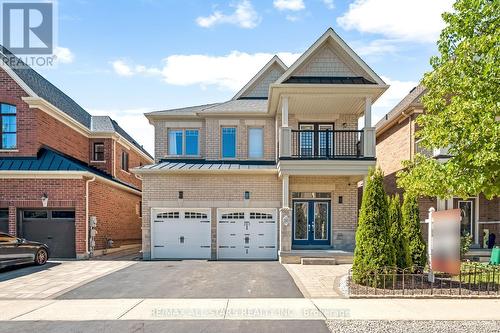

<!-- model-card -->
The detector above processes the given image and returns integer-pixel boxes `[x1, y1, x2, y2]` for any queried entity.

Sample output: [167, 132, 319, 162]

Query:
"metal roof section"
[375, 85, 426, 134]
[0, 148, 141, 191]
[133, 160, 277, 174]
[275, 28, 386, 86]
[232, 55, 288, 100]
[284, 76, 376, 84]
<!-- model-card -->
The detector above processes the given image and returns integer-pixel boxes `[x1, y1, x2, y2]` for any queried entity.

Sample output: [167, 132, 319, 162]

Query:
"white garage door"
[217, 208, 277, 260]
[151, 208, 211, 259]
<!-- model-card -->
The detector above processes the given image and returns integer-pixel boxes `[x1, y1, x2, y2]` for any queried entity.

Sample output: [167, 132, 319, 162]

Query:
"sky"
[35, 0, 455, 155]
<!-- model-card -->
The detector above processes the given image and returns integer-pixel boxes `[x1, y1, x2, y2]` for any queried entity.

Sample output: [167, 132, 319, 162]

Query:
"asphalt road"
[58, 261, 303, 299]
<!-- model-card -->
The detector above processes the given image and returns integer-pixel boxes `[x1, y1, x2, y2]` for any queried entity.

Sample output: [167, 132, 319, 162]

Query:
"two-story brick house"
[376, 85, 500, 250]
[0, 47, 154, 258]
[133, 28, 389, 263]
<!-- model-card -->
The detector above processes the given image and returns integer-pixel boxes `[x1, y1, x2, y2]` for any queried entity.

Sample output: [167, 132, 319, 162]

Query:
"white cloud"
[337, 0, 454, 43]
[89, 108, 155, 155]
[196, 0, 261, 29]
[352, 39, 397, 56]
[53, 46, 74, 63]
[273, 0, 305, 11]
[322, 0, 334, 10]
[372, 76, 418, 123]
[111, 51, 301, 91]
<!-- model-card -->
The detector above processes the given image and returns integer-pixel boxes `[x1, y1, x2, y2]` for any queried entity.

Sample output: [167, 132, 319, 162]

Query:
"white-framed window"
[157, 211, 179, 219]
[184, 212, 208, 219]
[250, 212, 273, 220]
[414, 139, 432, 157]
[221, 127, 236, 158]
[248, 127, 263, 158]
[221, 212, 244, 219]
[168, 129, 199, 156]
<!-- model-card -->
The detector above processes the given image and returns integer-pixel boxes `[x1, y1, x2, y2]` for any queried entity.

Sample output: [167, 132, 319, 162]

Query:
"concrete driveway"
[58, 261, 303, 299]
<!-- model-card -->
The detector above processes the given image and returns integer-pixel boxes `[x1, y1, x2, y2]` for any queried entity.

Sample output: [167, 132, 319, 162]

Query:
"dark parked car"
[0, 232, 49, 269]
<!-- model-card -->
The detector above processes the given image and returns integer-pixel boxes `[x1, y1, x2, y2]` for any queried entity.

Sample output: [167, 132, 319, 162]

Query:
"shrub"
[402, 192, 427, 268]
[388, 194, 412, 269]
[353, 167, 395, 285]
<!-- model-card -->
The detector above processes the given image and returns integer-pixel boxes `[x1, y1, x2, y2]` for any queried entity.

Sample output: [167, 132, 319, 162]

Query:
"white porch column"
[280, 96, 291, 158]
[279, 174, 292, 256]
[282, 174, 289, 208]
[363, 96, 376, 158]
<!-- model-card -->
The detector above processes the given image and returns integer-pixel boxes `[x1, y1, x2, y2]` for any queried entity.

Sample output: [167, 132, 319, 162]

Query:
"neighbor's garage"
[18, 209, 76, 258]
[0, 208, 8, 233]
[151, 208, 211, 259]
[217, 208, 277, 260]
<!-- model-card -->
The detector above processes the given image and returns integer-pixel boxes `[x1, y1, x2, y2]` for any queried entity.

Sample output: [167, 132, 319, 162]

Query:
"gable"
[240, 63, 286, 99]
[276, 28, 385, 85]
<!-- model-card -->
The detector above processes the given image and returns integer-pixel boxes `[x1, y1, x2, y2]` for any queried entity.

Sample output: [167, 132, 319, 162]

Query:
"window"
[93, 142, 105, 161]
[184, 212, 208, 219]
[0, 209, 8, 219]
[121, 151, 129, 171]
[23, 210, 48, 219]
[1, 103, 16, 149]
[222, 127, 236, 158]
[414, 139, 432, 157]
[250, 212, 273, 220]
[52, 211, 76, 219]
[221, 212, 244, 219]
[157, 211, 179, 219]
[248, 127, 263, 158]
[168, 129, 199, 156]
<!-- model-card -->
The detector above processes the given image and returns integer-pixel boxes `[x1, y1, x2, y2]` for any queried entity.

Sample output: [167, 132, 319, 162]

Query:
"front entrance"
[292, 200, 331, 247]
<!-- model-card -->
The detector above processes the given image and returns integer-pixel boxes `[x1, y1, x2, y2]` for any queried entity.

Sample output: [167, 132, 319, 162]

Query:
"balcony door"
[292, 200, 331, 247]
[299, 123, 334, 157]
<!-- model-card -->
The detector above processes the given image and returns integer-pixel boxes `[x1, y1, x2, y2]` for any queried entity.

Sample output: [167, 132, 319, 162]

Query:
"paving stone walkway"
[0, 261, 134, 299]
[283, 264, 351, 298]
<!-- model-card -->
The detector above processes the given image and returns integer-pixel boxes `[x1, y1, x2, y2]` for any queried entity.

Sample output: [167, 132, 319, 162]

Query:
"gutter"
[85, 176, 96, 256]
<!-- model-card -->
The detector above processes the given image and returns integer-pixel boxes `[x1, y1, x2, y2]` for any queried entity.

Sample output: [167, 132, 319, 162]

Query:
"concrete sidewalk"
[1, 298, 499, 321]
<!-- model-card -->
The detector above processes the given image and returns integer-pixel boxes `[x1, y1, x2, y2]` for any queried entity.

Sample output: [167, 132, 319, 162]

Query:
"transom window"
[93, 142, 105, 161]
[250, 212, 273, 220]
[157, 211, 179, 219]
[168, 129, 199, 156]
[248, 127, 263, 158]
[222, 127, 236, 158]
[221, 212, 244, 219]
[184, 212, 208, 219]
[1, 103, 16, 149]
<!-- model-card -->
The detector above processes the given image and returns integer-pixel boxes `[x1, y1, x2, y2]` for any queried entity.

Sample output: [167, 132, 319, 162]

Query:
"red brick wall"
[479, 195, 500, 222]
[89, 138, 113, 175]
[114, 142, 145, 189]
[0, 178, 87, 254]
[88, 180, 141, 249]
[0, 67, 37, 156]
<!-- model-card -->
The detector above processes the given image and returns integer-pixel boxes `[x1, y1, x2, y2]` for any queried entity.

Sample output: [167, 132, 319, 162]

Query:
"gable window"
[168, 129, 199, 156]
[222, 127, 236, 158]
[121, 151, 129, 171]
[93, 142, 105, 161]
[248, 127, 263, 158]
[1, 103, 16, 149]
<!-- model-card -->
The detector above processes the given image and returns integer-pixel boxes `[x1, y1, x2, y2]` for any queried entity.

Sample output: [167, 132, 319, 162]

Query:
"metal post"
[427, 207, 435, 283]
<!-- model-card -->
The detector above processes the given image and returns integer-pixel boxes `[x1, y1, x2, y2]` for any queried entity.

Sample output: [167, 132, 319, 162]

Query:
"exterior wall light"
[178, 191, 184, 199]
[244, 191, 250, 200]
[41, 193, 49, 207]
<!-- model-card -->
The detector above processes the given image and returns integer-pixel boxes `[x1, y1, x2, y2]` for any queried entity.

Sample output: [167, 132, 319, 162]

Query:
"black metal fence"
[290, 130, 363, 158]
[347, 263, 500, 298]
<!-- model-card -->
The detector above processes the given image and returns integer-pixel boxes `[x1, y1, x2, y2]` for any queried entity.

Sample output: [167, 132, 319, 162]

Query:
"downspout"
[85, 176, 96, 258]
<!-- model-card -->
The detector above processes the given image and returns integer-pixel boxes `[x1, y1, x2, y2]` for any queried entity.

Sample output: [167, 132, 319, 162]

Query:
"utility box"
[491, 247, 500, 265]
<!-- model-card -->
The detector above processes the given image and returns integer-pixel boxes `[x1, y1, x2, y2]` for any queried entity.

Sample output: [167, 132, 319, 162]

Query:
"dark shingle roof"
[0, 148, 140, 191]
[284, 76, 376, 84]
[1, 46, 152, 160]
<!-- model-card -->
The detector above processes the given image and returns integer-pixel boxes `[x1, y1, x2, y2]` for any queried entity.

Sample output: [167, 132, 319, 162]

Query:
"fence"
[347, 263, 500, 298]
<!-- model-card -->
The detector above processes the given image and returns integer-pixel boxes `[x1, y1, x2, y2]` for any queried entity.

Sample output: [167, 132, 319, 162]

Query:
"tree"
[353, 168, 395, 284]
[401, 193, 427, 268]
[388, 194, 412, 269]
[397, 0, 500, 199]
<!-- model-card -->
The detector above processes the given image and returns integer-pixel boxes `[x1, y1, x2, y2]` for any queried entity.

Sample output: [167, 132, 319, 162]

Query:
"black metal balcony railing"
[290, 130, 363, 159]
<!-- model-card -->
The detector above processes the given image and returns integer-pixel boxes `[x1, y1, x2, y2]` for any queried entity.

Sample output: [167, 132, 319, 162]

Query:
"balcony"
[288, 129, 363, 159]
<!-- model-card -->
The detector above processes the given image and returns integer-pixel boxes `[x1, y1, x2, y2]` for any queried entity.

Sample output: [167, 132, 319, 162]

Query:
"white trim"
[278, 159, 375, 176]
[275, 28, 385, 85]
[232, 56, 287, 100]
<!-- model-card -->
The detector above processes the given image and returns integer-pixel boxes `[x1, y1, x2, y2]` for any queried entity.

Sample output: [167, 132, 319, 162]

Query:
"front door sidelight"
[293, 200, 331, 246]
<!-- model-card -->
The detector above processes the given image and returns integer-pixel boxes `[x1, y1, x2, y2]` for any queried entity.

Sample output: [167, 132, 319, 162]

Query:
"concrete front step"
[301, 257, 337, 265]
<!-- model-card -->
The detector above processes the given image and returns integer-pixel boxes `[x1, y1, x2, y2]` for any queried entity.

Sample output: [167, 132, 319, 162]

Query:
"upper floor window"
[1, 103, 16, 150]
[121, 151, 129, 171]
[248, 127, 263, 158]
[93, 142, 105, 161]
[222, 127, 236, 158]
[168, 129, 199, 156]
[414, 139, 432, 158]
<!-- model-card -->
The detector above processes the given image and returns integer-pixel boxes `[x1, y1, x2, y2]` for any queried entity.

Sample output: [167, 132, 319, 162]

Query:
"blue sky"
[35, 0, 454, 154]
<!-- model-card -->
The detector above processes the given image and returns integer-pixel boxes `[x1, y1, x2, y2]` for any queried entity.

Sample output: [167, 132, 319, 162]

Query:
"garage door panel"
[217, 209, 277, 260]
[152, 208, 211, 259]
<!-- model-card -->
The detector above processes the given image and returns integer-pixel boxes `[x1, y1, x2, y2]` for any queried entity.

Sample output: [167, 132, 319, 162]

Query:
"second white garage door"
[217, 208, 277, 260]
[151, 208, 211, 259]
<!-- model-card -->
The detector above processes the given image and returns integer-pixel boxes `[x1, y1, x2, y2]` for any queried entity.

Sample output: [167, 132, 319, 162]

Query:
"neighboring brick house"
[375, 85, 500, 249]
[133, 28, 389, 263]
[0, 47, 154, 258]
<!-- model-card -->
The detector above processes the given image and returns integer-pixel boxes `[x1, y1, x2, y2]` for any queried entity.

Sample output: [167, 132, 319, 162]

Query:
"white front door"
[217, 208, 277, 260]
[151, 208, 211, 259]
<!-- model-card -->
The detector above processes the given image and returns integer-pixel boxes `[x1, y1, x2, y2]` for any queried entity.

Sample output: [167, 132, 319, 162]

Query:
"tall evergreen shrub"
[402, 192, 427, 268]
[388, 194, 412, 269]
